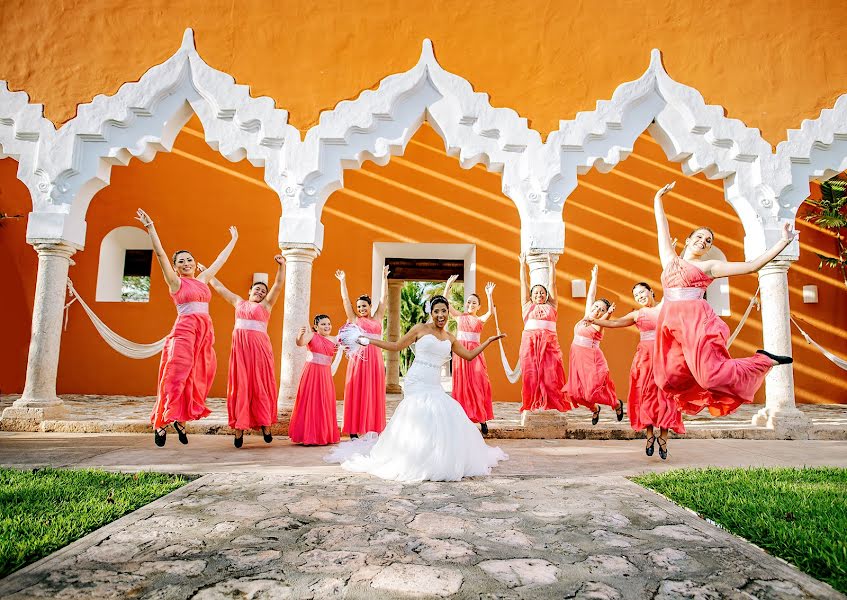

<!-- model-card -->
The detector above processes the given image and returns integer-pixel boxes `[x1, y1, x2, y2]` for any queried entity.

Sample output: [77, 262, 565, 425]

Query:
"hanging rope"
[331, 346, 344, 376]
[726, 286, 760, 348]
[493, 307, 521, 383]
[65, 279, 167, 359]
[790, 316, 847, 371]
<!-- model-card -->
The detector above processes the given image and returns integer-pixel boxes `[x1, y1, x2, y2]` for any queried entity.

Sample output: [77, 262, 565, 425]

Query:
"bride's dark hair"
[429, 295, 450, 312]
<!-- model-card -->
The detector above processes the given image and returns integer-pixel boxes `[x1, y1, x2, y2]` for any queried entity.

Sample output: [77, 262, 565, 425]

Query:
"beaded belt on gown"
[664, 287, 705, 301]
[176, 301, 209, 316]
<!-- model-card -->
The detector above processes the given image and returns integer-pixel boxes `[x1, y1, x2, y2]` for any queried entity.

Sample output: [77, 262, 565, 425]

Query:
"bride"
[326, 295, 508, 482]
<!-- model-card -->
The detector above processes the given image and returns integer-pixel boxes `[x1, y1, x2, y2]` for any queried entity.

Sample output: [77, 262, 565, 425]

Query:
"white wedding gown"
[325, 334, 508, 482]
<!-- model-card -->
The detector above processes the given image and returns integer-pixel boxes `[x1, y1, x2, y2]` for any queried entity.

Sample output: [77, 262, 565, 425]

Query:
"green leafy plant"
[804, 178, 847, 289]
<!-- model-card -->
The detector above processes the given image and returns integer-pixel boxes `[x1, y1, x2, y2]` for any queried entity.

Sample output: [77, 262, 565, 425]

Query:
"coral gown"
[290, 334, 341, 445]
[342, 316, 387, 435]
[451, 314, 494, 423]
[519, 303, 570, 412]
[654, 256, 773, 416]
[628, 307, 685, 433]
[151, 277, 216, 429]
[226, 300, 277, 431]
[564, 322, 618, 411]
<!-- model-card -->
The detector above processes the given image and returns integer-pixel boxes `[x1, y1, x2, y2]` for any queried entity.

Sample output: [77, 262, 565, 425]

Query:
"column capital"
[31, 241, 78, 261]
[279, 245, 320, 263]
[758, 259, 793, 276]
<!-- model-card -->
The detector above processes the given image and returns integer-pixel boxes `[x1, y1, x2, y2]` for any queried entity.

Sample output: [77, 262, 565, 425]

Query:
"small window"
[121, 250, 153, 302]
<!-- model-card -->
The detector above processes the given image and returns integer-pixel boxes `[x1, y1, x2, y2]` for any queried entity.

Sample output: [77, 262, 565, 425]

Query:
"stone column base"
[276, 407, 292, 436]
[519, 409, 569, 438]
[752, 406, 811, 439]
[386, 384, 402, 394]
[2, 399, 67, 422]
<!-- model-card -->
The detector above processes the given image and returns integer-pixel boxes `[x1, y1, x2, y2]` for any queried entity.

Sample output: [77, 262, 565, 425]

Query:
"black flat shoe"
[657, 437, 668, 460]
[234, 433, 244, 449]
[154, 428, 167, 447]
[480, 422, 489, 435]
[615, 399, 625, 422]
[262, 427, 273, 444]
[645, 435, 655, 457]
[350, 433, 359, 439]
[591, 407, 601, 426]
[173, 421, 188, 445]
[756, 349, 793, 365]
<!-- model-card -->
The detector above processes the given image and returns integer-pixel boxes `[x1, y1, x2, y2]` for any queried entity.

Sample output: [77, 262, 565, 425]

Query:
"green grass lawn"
[0, 467, 188, 577]
[633, 467, 847, 595]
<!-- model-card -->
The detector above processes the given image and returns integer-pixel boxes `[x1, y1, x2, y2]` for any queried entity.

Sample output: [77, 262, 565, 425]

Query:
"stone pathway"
[1, 472, 842, 599]
[3, 394, 846, 439]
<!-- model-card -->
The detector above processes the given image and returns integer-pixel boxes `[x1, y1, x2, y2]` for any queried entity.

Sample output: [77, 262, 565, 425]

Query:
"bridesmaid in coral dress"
[336, 265, 389, 437]
[135, 209, 238, 448]
[587, 282, 685, 459]
[564, 265, 624, 425]
[290, 314, 341, 446]
[651, 182, 795, 456]
[518, 253, 571, 413]
[443, 275, 496, 434]
[206, 255, 285, 448]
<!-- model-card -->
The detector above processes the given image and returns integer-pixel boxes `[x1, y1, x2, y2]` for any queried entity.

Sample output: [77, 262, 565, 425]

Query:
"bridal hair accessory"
[337, 323, 369, 359]
[424, 299, 432, 314]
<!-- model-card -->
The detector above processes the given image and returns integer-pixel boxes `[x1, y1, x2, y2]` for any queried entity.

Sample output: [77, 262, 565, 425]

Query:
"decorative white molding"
[3, 32, 847, 259]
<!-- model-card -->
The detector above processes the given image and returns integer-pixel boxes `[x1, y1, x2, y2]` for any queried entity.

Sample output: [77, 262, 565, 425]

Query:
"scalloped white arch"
[2, 31, 847, 258]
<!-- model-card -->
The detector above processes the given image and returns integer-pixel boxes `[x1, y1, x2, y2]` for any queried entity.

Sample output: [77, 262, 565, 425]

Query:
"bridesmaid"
[290, 314, 341, 446]
[335, 265, 389, 438]
[587, 282, 685, 459]
[518, 253, 570, 413]
[443, 275, 496, 434]
[205, 255, 285, 448]
[564, 265, 624, 424]
[135, 208, 238, 447]
[652, 182, 793, 424]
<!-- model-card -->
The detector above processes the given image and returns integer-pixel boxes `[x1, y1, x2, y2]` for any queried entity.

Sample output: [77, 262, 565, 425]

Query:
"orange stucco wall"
[1, 2, 846, 403]
[1, 122, 845, 403]
[2, 1, 847, 144]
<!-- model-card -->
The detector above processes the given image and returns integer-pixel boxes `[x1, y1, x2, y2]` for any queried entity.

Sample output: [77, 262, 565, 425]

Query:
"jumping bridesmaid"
[443, 275, 496, 434]
[518, 253, 570, 413]
[135, 208, 238, 447]
[587, 282, 684, 459]
[290, 315, 342, 446]
[335, 265, 389, 438]
[205, 255, 285, 448]
[652, 182, 794, 420]
[564, 265, 624, 424]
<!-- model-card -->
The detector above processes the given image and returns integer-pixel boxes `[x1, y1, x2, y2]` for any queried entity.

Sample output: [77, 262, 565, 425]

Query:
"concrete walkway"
[1, 433, 846, 598]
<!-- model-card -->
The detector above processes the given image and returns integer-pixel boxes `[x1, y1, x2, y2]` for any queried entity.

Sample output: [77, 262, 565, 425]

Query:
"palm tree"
[399, 281, 427, 375]
[804, 178, 847, 290]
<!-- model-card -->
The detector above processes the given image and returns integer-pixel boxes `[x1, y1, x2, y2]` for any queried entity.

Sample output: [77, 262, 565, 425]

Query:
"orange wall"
[1, 122, 845, 403]
[2, 1, 847, 145]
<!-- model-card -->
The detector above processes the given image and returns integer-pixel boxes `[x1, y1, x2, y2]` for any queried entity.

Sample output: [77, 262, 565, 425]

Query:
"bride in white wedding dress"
[325, 295, 508, 482]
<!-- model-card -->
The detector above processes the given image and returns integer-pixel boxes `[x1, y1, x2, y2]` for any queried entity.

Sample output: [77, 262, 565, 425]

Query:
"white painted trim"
[371, 242, 476, 301]
[2, 32, 847, 259]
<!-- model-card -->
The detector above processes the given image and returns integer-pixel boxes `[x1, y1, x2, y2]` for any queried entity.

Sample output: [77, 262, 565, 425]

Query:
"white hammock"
[66, 279, 167, 358]
[493, 307, 521, 383]
[791, 316, 847, 371]
[726, 286, 760, 348]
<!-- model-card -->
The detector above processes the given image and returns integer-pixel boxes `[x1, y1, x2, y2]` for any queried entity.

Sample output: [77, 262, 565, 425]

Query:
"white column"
[526, 252, 557, 290]
[277, 246, 320, 414]
[751, 260, 810, 437]
[3, 242, 76, 421]
[385, 279, 402, 393]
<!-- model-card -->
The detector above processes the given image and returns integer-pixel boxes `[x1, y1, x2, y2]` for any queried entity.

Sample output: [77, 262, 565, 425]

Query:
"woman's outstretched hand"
[486, 333, 506, 343]
[485, 281, 496, 295]
[135, 208, 154, 228]
[229, 226, 238, 241]
[781, 222, 798, 242]
[274, 254, 285, 265]
[655, 182, 676, 198]
[335, 270, 346, 281]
